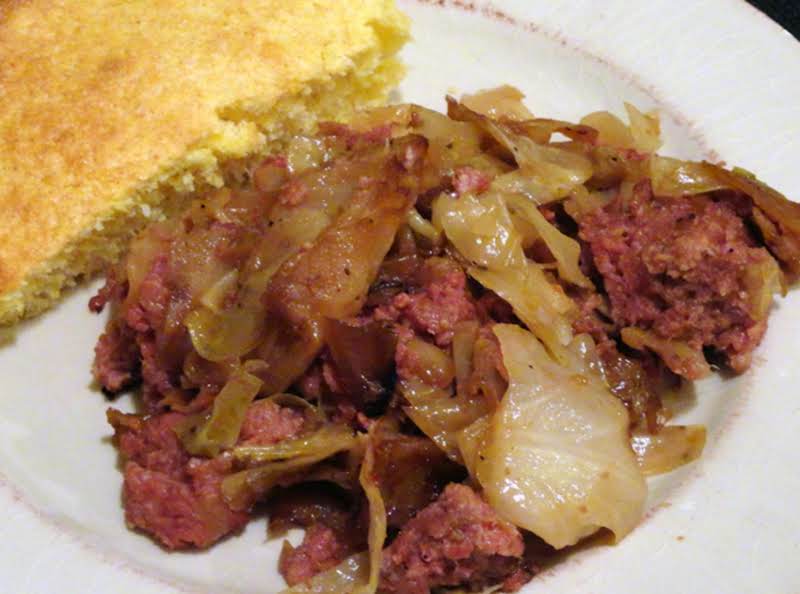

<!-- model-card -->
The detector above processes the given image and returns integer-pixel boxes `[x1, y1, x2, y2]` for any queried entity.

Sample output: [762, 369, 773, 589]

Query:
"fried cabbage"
[503, 192, 592, 288]
[184, 147, 393, 363]
[579, 103, 661, 153]
[432, 191, 575, 358]
[631, 425, 706, 477]
[432, 192, 525, 270]
[221, 432, 358, 511]
[180, 370, 263, 457]
[474, 324, 646, 549]
[232, 424, 356, 465]
[621, 327, 711, 381]
[461, 85, 534, 120]
[400, 378, 490, 463]
[397, 321, 494, 463]
[244, 142, 423, 394]
[356, 425, 388, 594]
[448, 97, 593, 201]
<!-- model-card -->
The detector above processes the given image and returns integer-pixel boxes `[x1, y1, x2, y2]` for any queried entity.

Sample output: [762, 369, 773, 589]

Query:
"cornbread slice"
[0, 0, 409, 325]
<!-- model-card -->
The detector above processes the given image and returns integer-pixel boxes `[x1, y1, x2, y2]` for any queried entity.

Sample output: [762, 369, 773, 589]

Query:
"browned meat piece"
[111, 410, 188, 477]
[270, 486, 366, 586]
[93, 322, 139, 393]
[238, 399, 306, 446]
[90, 257, 169, 394]
[92, 253, 191, 411]
[88, 270, 127, 313]
[580, 180, 776, 377]
[279, 524, 352, 586]
[109, 410, 249, 549]
[373, 258, 478, 347]
[109, 396, 309, 549]
[121, 452, 247, 550]
[124, 255, 172, 334]
[379, 483, 527, 594]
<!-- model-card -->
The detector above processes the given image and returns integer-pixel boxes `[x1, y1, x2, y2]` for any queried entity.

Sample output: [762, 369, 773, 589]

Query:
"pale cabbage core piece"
[475, 324, 647, 549]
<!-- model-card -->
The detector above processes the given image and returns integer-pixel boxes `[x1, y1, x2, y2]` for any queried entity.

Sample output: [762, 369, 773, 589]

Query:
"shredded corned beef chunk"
[379, 484, 530, 594]
[93, 322, 139, 393]
[580, 180, 774, 377]
[238, 399, 307, 446]
[108, 400, 306, 550]
[109, 410, 247, 549]
[372, 257, 478, 347]
[93, 254, 189, 410]
[279, 524, 352, 586]
[270, 486, 367, 586]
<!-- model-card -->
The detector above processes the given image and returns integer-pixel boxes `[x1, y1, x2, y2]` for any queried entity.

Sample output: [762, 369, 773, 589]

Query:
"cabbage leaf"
[181, 370, 263, 457]
[475, 324, 647, 549]
[432, 192, 575, 359]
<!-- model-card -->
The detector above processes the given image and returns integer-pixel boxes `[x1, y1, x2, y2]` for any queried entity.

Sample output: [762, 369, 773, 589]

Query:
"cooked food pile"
[91, 88, 800, 593]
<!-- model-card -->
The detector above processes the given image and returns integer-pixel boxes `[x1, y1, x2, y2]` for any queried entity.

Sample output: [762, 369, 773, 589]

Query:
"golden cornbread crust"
[0, 0, 409, 325]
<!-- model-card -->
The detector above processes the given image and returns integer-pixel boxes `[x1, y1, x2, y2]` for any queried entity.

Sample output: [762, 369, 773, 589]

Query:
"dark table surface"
[748, 0, 800, 39]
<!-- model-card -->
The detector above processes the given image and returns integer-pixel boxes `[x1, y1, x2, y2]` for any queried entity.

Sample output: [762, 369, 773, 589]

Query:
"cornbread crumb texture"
[0, 0, 409, 324]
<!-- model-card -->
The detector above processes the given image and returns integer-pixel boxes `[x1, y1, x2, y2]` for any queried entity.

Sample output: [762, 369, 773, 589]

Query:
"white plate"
[1, 1, 799, 592]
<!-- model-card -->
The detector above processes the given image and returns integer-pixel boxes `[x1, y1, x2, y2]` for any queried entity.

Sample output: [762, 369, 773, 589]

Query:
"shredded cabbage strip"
[181, 370, 263, 457]
[631, 425, 706, 476]
[221, 436, 357, 511]
[432, 191, 575, 360]
[232, 424, 356, 464]
[503, 192, 592, 288]
[400, 378, 490, 463]
[355, 429, 388, 594]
